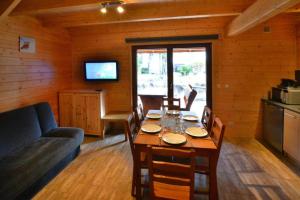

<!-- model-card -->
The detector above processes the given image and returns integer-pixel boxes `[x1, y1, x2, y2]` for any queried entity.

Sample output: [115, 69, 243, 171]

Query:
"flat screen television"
[84, 60, 119, 81]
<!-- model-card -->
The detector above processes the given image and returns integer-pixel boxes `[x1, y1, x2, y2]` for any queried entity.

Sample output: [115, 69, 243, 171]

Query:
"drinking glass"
[159, 111, 166, 145]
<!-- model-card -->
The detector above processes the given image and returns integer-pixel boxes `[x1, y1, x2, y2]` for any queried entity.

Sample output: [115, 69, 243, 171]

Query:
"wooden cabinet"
[283, 109, 300, 163]
[59, 90, 105, 137]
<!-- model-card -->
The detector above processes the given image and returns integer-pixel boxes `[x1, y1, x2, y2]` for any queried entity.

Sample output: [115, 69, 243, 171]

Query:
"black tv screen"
[84, 60, 119, 81]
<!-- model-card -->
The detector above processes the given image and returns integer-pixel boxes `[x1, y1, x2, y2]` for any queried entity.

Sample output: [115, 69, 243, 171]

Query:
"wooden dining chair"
[181, 87, 197, 111]
[201, 106, 213, 132]
[134, 103, 144, 130]
[125, 112, 148, 197]
[161, 97, 181, 110]
[195, 116, 225, 198]
[147, 146, 195, 200]
[139, 102, 145, 119]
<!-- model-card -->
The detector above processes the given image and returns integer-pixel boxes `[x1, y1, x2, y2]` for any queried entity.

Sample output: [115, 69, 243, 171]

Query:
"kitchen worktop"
[262, 99, 300, 114]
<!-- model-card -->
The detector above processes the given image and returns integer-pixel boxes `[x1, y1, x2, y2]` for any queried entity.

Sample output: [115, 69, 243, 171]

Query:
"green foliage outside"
[141, 68, 149, 74]
[177, 65, 192, 76]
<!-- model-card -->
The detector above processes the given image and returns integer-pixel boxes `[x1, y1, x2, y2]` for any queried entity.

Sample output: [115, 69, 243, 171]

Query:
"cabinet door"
[283, 110, 299, 160]
[263, 102, 284, 152]
[73, 94, 87, 130]
[59, 93, 73, 126]
[298, 117, 300, 163]
[85, 94, 101, 134]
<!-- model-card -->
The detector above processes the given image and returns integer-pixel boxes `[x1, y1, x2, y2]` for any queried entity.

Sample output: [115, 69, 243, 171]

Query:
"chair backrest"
[139, 103, 145, 119]
[134, 104, 144, 129]
[125, 112, 137, 156]
[210, 117, 225, 160]
[183, 89, 197, 111]
[147, 146, 195, 200]
[161, 97, 181, 110]
[201, 106, 213, 132]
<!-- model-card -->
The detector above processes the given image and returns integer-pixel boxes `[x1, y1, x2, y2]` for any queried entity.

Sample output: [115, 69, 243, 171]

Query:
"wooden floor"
[33, 133, 300, 200]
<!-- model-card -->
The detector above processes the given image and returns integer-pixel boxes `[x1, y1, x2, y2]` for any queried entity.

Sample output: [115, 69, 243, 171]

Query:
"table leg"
[209, 156, 218, 200]
[131, 164, 136, 196]
[135, 147, 142, 200]
[123, 121, 128, 141]
[100, 119, 105, 139]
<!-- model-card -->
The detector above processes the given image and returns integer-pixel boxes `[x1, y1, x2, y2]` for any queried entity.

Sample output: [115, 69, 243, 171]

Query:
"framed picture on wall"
[19, 36, 36, 53]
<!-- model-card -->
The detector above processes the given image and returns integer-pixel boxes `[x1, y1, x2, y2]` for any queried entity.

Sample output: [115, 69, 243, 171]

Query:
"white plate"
[185, 127, 208, 138]
[183, 115, 199, 121]
[166, 110, 180, 115]
[141, 124, 161, 133]
[146, 113, 162, 119]
[162, 133, 187, 145]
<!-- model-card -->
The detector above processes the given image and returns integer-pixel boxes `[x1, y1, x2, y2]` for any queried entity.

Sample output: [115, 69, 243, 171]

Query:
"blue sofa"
[0, 102, 84, 200]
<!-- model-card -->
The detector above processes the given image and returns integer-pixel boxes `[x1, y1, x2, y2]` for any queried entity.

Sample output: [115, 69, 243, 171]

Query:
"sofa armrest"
[44, 127, 84, 146]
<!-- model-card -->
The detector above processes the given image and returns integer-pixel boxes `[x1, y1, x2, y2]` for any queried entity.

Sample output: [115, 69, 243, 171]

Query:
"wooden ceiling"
[11, 0, 255, 27]
[3, 0, 300, 36]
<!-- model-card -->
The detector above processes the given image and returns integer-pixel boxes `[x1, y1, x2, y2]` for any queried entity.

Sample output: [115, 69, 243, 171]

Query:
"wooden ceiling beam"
[11, 0, 167, 15]
[36, 1, 253, 28]
[227, 0, 300, 36]
[0, 0, 22, 21]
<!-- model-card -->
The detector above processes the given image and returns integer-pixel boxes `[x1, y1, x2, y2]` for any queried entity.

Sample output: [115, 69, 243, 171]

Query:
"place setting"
[160, 125, 208, 146]
[185, 127, 208, 138]
[146, 113, 162, 120]
[141, 123, 162, 134]
[140, 110, 208, 146]
[140, 120, 188, 146]
[161, 132, 187, 145]
[182, 114, 199, 122]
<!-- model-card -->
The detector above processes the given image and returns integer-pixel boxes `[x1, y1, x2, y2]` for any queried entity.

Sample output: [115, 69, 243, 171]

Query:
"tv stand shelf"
[59, 90, 105, 137]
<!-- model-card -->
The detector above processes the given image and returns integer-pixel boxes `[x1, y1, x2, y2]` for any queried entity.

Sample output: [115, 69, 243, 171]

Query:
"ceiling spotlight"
[100, 6, 107, 14]
[100, 1, 125, 14]
[117, 5, 124, 13]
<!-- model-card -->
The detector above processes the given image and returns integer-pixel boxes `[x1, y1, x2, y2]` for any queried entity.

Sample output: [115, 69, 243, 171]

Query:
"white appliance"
[282, 88, 300, 105]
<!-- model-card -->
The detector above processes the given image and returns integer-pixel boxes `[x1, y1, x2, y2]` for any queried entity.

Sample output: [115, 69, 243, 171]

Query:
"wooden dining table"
[133, 110, 219, 200]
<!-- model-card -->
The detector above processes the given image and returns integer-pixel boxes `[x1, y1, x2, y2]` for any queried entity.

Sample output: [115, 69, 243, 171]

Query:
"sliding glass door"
[136, 48, 168, 96]
[172, 47, 208, 114]
[132, 43, 212, 115]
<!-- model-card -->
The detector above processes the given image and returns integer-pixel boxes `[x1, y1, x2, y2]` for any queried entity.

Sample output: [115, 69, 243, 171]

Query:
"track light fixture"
[117, 5, 124, 13]
[100, 6, 107, 14]
[100, 1, 125, 14]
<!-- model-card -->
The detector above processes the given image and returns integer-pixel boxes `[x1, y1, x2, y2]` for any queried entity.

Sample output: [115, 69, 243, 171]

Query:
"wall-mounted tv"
[84, 60, 119, 81]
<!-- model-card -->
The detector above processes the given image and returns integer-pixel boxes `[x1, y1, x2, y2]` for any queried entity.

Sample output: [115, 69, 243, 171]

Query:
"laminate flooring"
[33, 133, 300, 200]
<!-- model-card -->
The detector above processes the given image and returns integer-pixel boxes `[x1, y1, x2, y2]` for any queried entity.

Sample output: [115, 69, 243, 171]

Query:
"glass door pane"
[137, 48, 168, 111]
[172, 47, 207, 115]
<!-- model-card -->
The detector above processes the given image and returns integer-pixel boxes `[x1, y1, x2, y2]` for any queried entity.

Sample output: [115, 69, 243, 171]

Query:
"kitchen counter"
[262, 99, 300, 114]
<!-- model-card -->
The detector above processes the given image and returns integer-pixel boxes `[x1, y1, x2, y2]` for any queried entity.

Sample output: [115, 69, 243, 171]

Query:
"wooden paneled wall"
[70, 17, 231, 113]
[69, 14, 297, 138]
[297, 24, 300, 69]
[0, 16, 72, 119]
[219, 15, 297, 138]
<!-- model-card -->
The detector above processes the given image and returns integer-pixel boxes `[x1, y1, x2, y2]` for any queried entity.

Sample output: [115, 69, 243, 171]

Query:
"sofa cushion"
[0, 106, 42, 158]
[45, 127, 84, 145]
[0, 137, 80, 200]
[34, 102, 57, 136]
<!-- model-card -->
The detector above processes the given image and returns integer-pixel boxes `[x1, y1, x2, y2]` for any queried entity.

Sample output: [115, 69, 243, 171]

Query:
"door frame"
[131, 43, 212, 111]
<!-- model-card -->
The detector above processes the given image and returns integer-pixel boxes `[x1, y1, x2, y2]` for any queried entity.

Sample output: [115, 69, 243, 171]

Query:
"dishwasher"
[262, 101, 284, 153]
